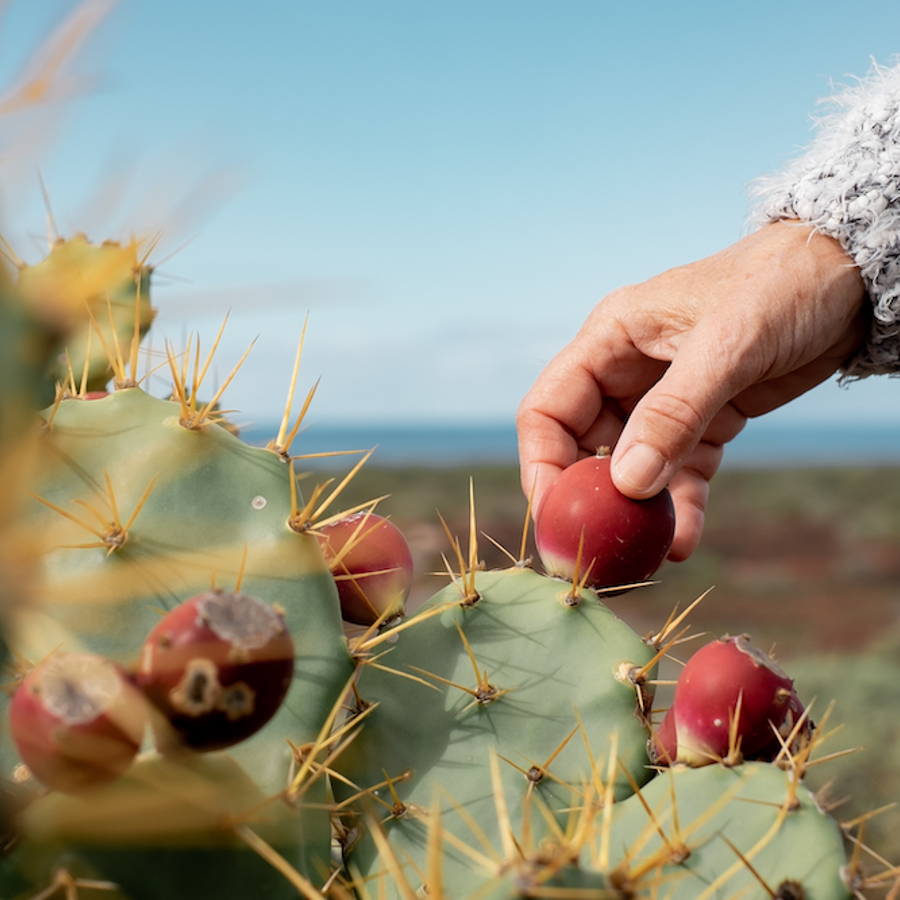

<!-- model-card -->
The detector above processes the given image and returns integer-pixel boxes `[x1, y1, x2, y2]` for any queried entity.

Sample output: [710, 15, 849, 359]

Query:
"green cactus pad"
[606, 760, 851, 899]
[16, 235, 154, 393]
[1, 386, 354, 896]
[0, 281, 50, 439]
[334, 566, 657, 899]
[0, 279, 49, 667]
[2, 751, 323, 900]
[9, 387, 354, 779]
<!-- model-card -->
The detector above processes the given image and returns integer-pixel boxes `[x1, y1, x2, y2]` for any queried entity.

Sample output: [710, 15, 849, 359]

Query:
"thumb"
[610, 341, 748, 498]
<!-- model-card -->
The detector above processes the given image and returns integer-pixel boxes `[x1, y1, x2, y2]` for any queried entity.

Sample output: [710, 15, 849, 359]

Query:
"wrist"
[794, 222, 866, 314]
[750, 62, 900, 376]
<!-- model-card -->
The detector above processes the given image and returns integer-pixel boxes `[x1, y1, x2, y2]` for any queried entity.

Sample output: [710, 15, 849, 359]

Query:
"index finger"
[515, 348, 605, 514]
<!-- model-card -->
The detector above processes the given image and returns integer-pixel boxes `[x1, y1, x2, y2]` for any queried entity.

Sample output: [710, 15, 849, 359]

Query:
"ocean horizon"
[239, 420, 900, 469]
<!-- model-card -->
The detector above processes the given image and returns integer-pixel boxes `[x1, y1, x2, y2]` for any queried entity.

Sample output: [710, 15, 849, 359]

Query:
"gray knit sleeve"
[749, 62, 900, 378]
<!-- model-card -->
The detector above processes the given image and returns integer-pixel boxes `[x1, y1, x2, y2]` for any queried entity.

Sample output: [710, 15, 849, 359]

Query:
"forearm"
[750, 62, 900, 377]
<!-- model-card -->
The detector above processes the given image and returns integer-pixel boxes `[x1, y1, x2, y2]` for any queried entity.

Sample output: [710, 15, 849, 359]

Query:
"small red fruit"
[671, 634, 799, 766]
[136, 590, 294, 751]
[745, 686, 811, 762]
[649, 706, 678, 766]
[534, 451, 675, 591]
[9, 653, 147, 793]
[316, 511, 414, 626]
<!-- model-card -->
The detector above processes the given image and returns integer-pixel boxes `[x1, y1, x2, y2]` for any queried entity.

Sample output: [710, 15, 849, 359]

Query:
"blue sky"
[2, 0, 900, 431]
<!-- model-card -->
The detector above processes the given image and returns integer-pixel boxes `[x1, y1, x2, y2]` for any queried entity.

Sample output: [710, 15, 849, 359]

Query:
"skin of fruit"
[672, 634, 796, 766]
[316, 512, 414, 626]
[748, 687, 810, 761]
[534, 453, 675, 591]
[136, 590, 295, 752]
[9, 653, 147, 793]
[649, 706, 678, 765]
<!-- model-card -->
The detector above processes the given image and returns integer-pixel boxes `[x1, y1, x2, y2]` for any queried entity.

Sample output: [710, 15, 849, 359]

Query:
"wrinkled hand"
[517, 222, 867, 561]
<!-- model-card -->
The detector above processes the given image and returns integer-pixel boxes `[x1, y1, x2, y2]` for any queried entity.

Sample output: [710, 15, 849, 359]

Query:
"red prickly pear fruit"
[136, 590, 295, 752]
[649, 706, 678, 766]
[316, 512, 414, 626]
[672, 634, 797, 766]
[9, 653, 147, 793]
[749, 687, 812, 762]
[534, 451, 675, 592]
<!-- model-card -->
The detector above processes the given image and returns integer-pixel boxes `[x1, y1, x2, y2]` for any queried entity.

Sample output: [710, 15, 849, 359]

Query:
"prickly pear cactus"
[1, 4, 896, 896]
[328, 560, 868, 899]
[607, 760, 851, 899]
[1, 231, 894, 900]
[11, 386, 355, 778]
[0, 234, 357, 899]
[332, 566, 658, 897]
[15, 234, 154, 396]
[0, 238, 892, 900]
[4, 753, 313, 900]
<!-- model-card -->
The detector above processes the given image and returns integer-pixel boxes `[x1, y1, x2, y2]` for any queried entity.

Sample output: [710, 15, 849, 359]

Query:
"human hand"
[517, 222, 867, 562]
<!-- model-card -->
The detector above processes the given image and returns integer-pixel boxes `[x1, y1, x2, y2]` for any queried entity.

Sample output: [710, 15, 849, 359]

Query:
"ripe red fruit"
[743, 686, 811, 762]
[9, 653, 147, 793]
[316, 511, 414, 626]
[649, 706, 678, 766]
[534, 452, 675, 591]
[671, 634, 799, 766]
[136, 590, 295, 751]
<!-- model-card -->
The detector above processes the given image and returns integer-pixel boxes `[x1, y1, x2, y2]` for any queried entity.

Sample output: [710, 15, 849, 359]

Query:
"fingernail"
[613, 443, 665, 493]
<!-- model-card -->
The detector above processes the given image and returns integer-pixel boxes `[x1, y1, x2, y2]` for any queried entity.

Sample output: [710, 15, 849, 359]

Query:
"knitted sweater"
[750, 62, 900, 378]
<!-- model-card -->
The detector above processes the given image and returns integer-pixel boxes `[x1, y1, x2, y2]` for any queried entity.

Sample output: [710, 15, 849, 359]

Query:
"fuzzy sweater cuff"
[749, 62, 900, 378]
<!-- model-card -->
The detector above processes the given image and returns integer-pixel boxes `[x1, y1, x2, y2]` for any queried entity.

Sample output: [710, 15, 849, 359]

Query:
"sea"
[240, 420, 900, 469]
